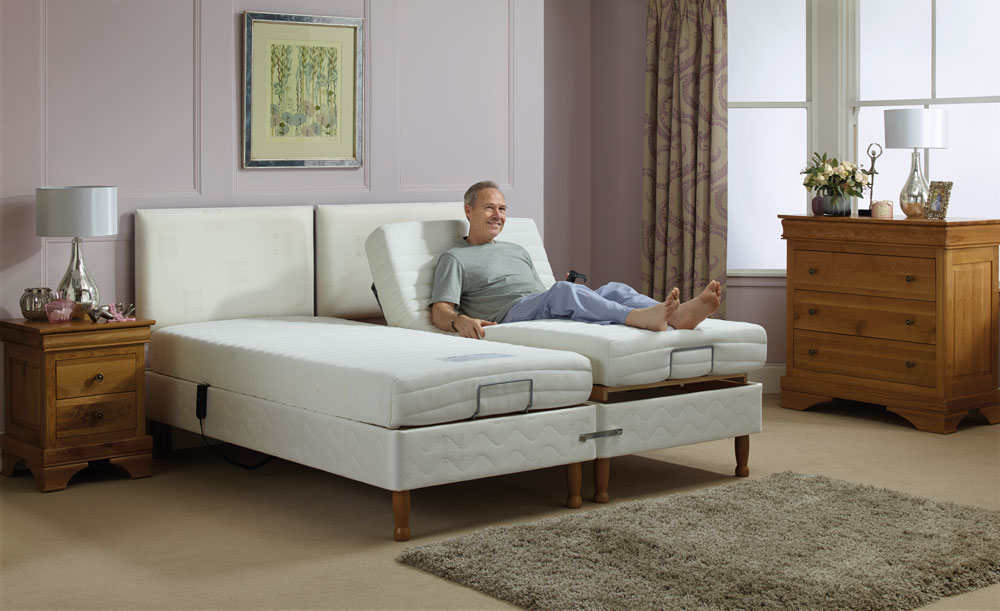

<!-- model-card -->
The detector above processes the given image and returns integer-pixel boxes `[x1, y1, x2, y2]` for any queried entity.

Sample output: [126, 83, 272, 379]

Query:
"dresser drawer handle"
[808, 308, 817, 315]
[808, 349, 817, 356]
[95, 411, 104, 420]
[905, 319, 914, 325]
[94, 373, 104, 382]
[905, 361, 915, 368]
[905, 275, 915, 282]
[808, 268, 817, 275]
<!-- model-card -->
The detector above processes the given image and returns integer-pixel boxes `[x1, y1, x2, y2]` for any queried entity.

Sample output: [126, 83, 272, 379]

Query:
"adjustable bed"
[136, 203, 765, 541]
[137, 205, 596, 541]
[362, 214, 766, 502]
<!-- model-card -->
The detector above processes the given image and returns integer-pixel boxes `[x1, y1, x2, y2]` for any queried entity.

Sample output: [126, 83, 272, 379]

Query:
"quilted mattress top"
[147, 316, 593, 429]
[483, 317, 767, 386]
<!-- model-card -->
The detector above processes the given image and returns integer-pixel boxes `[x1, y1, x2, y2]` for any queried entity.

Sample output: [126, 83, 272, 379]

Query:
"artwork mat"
[243, 12, 363, 168]
[927, 180, 953, 220]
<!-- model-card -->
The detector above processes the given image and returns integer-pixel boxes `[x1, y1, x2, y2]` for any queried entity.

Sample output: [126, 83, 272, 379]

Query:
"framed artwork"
[243, 12, 364, 168]
[926, 180, 953, 220]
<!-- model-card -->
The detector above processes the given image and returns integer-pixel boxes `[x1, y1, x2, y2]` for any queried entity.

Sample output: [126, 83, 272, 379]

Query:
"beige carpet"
[1, 397, 999, 610]
[399, 471, 1000, 610]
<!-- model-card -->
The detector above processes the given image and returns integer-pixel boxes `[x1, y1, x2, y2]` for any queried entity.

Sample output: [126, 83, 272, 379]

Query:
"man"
[430, 180, 721, 339]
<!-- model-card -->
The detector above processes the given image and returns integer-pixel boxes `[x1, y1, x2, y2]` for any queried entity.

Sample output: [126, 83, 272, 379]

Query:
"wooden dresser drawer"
[792, 291, 936, 344]
[793, 251, 935, 300]
[55, 353, 136, 399]
[55, 394, 136, 439]
[793, 330, 936, 387]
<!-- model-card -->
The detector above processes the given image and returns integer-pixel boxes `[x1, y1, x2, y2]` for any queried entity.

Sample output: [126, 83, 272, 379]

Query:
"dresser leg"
[1, 451, 24, 476]
[110, 453, 152, 479]
[780, 389, 831, 411]
[979, 404, 1000, 424]
[887, 406, 966, 434]
[29, 462, 88, 492]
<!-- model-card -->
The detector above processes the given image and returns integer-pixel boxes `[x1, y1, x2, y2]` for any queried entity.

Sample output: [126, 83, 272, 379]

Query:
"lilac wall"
[0, 0, 544, 320]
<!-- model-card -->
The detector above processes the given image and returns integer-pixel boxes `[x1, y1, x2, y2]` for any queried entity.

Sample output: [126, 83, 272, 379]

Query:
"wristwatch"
[451, 316, 459, 331]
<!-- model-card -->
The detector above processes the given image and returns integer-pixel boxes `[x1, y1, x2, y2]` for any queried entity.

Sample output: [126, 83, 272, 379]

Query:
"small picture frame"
[926, 181, 953, 220]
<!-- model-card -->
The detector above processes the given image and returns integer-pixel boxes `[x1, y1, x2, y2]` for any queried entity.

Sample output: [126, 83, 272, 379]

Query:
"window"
[726, 0, 1000, 273]
[855, 0, 1000, 216]
[727, 0, 808, 273]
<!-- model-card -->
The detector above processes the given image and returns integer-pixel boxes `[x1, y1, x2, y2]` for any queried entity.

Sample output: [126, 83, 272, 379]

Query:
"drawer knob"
[808, 268, 817, 275]
[808, 348, 817, 356]
[94, 373, 104, 382]
[95, 411, 104, 420]
[905, 319, 914, 325]
[808, 308, 817, 315]
[905, 275, 915, 282]
[905, 361, 915, 368]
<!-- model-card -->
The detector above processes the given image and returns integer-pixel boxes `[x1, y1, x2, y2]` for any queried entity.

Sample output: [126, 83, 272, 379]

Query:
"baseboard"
[748, 363, 785, 395]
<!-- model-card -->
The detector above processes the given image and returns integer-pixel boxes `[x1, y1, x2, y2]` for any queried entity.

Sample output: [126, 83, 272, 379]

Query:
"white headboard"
[135, 206, 314, 329]
[315, 202, 466, 319]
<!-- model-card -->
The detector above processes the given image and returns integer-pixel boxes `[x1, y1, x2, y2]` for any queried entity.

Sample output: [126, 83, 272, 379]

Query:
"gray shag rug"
[398, 472, 1000, 610]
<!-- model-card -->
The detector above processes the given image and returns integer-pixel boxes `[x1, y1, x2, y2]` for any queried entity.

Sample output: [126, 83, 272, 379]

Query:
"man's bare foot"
[668, 280, 721, 330]
[624, 287, 679, 332]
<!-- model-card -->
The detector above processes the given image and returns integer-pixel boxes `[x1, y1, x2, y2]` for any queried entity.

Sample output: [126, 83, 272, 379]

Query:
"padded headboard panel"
[315, 203, 466, 318]
[365, 218, 556, 332]
[135, 206, 314, 329]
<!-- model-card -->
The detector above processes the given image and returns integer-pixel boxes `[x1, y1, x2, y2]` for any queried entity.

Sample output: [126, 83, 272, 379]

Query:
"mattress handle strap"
[579, 428, 624, 442]
[669, 344, 714, 374]
[473, 378, 533, 420]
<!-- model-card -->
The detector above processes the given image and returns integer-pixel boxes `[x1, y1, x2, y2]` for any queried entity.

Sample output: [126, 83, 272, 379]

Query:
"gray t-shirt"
[430, 238, 546, 322]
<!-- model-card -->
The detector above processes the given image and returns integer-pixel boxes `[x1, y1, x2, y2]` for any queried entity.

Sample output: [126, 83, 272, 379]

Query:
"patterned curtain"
[641, 0, 728, 313]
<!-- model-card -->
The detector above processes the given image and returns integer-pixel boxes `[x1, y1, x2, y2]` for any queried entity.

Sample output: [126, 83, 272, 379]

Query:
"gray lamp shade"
[36, 186, 118, 237]
[884, 109, 948, 149]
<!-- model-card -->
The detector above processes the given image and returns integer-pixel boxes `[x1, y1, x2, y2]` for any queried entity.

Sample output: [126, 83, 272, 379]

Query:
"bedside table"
[779, 215, 1000, 433]
[0, 318, 155, 490]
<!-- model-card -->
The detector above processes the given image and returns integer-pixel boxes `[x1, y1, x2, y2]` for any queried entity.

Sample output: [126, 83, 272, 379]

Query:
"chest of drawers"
[0, 318, 155, 490]
[779, 216, 1000, 433]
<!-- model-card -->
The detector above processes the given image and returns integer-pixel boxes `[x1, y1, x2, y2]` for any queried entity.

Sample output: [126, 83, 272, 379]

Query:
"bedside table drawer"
[56, 354, 136, 399]
[792, 291, 936, 344]
[55, 395, 136, 439]
[793, 251, 935, 300]
[793, 330, 936, 387]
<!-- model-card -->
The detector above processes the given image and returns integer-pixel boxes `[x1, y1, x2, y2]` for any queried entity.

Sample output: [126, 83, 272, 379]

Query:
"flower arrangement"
[801, 152, 871, 198]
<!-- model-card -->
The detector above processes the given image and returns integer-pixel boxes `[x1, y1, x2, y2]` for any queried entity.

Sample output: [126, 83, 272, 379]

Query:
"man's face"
[465, 188, 506, 244]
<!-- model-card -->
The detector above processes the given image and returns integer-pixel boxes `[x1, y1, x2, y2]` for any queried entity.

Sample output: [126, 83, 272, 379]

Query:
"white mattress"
[148, 316, 593, 428]
[365, 219, 767, 386]
[484, 318, 767, 386]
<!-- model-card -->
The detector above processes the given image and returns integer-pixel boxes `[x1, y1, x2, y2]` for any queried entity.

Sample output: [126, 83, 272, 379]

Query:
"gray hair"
[463, 180, 502, 208]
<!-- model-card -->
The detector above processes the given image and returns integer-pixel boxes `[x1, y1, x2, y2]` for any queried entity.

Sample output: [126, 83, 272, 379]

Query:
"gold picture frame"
[243, 12, 363, 168]
[926, 180, 953, 220]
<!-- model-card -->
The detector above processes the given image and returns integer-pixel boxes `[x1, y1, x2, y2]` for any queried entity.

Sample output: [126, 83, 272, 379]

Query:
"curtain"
[641, 0, 728, 312]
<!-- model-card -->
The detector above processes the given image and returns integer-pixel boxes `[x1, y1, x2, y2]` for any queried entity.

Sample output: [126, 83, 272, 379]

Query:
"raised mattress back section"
[364, 217, 556, 332]
[135, 206, 314, 329]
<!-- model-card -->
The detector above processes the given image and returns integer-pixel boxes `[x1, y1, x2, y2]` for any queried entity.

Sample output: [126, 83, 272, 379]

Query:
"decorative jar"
[822, 195, 850, 217]
[43, 299, 76, 323]
[20, 288, 54, 320]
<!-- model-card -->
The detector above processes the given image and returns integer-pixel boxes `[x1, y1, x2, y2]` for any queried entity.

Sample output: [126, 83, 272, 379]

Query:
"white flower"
[855, 170, 867, 184]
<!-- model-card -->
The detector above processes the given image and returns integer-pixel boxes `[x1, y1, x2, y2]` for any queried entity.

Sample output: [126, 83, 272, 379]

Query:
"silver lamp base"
[899, 149, 929, 218]
[56, 237, 101, 320]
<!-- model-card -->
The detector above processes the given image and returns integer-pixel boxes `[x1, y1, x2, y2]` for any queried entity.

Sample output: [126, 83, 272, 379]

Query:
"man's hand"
[453, 314, 496, 339]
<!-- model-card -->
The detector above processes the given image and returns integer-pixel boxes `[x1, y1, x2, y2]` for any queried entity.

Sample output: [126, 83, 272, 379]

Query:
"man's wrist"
[450, 315, 461, 331]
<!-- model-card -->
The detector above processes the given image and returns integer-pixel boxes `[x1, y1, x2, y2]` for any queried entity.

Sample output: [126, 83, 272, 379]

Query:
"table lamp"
[884, 109, 948, 218]
[35, 186, 118, 319]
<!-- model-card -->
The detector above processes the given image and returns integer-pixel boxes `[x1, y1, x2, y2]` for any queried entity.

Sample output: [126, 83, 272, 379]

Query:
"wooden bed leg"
[566, 462, 583, 508]
[593, 458, 610, 503]
[734, 435, 750, 477]
[392, 490, 411, 542]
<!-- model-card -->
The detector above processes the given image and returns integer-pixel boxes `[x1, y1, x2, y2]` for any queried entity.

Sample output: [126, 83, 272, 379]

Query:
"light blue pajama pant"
[500, 281, 660, 325]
